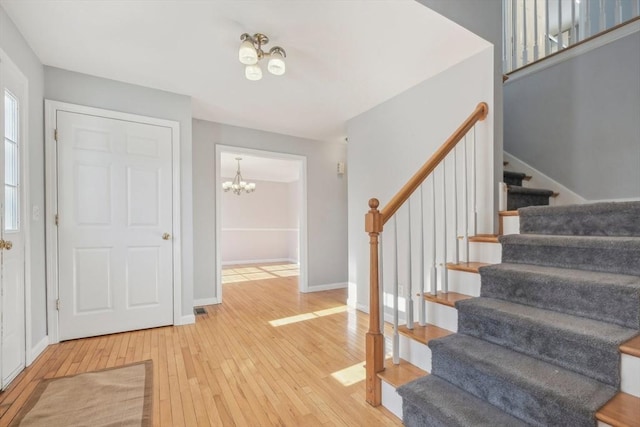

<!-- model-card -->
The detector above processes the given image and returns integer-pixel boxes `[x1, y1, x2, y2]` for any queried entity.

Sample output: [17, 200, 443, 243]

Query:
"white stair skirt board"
[469, 241, 502, 264]
[621, 354, 640, 398]
[501, 215, 520, 235]
[399, 334, 432, 373]
[447, 270, 481, 297]
[503, 151, 586, 206]
[381, 380, 404, 420]
[426, 302, 458, 332]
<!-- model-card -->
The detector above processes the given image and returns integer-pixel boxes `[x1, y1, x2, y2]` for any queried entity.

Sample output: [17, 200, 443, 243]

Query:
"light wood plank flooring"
[0, 269, 400, 426]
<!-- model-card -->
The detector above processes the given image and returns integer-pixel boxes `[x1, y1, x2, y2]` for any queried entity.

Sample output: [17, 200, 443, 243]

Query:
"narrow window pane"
[4, 90, 19, 232]
[4, 186, 17, 231]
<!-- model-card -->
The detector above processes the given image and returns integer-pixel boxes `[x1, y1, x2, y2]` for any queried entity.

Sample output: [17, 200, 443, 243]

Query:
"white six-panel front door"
[56, 111, 174, 341]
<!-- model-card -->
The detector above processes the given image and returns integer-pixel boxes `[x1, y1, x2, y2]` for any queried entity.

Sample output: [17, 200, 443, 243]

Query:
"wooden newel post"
[365, 198, 384, 406]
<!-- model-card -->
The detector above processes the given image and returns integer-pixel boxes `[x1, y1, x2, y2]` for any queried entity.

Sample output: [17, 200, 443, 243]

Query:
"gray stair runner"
[398, 201, 640, 426]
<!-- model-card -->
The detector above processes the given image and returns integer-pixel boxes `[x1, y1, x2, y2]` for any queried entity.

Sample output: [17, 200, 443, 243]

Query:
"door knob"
[162, 233, 171, 240]
[1, 240, 12, 250]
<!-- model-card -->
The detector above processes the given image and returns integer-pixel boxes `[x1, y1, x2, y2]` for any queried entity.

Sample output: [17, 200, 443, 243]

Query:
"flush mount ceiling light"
[238, 33, 287, 81]
[222, 157, 256, 195]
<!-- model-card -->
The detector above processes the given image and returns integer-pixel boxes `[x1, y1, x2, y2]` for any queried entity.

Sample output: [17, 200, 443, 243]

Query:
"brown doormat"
[10, 360, 153, 427]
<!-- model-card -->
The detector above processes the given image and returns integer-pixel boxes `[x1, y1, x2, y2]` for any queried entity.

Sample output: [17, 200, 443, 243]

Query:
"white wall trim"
[1, 47, 32, 378]
[26, 336, 48, 366]
[216, 145, 308, 302]
[44, 100, 182, 343]
[193, 297, 219, 306]
[222, 258, 298, 266]
[356, 302, 369, 314]
[178, 314, 195, 325]
[302, 282, 348, 293]
[506, 19, 640, 83]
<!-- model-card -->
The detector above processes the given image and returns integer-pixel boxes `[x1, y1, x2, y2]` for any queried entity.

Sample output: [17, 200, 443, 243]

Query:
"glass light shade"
[268, 55, 286, 76]
[238, 40, 258, 65]
[222, 181, 232, 190]
[245, 64, 262, 81]
[247, 183, 256, 191]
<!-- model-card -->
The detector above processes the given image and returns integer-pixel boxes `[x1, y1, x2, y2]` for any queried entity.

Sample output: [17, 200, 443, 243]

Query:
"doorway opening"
[215, 145, 307, 303]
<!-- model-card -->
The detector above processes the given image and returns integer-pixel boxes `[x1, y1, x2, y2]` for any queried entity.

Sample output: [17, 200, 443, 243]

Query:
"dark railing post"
[365, 198, 384, 406]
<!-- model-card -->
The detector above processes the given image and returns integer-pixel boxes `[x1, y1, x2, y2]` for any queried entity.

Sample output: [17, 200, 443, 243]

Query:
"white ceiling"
[1, 0, 490, 142]
[220, 152, 300, 183]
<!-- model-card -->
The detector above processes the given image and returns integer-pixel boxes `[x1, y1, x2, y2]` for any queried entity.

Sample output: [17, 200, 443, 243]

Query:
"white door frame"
[0, 49, 32, 366]
[215, 145, 308, 301]
[44, 100, 182, 343]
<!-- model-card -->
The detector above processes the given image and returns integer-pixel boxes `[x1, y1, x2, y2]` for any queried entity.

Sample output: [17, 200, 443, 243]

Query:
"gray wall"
[418, 0, 504, 214]
[192, 119, 347, 301]
[504, 31, 640, 200]
[1, 6, 46, 348]
[44, 66, 194, 317]
[347, 48, 494, 310]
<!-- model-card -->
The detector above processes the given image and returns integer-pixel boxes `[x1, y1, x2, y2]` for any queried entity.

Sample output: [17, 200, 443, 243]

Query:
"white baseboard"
[356, 303, 369, 314]
[194, 297, 219, 306]
[27, 335, 49, 366]
[177, 314, 196, 325]
[302, 282, 348, 293]
[221, 258, 298, 266]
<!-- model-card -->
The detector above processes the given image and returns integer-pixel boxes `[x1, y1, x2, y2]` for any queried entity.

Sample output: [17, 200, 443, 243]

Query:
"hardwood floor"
[0, 268, 400, 426]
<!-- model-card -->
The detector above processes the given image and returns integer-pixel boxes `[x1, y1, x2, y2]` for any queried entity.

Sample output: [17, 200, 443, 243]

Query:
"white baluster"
[585, 0, 592, 38]
[634, 0, 640, 19]
[615, 0, 622, 25]
[545, 0, 551, 55]
[522, 0, 529, 65]
[472, 126, 477, 236]
[452, 146, 459, 264]
[534, 0, 540, 60]
[463, 134, 470, 264]
[379, 233, 384, 335]
[558, 0, 563, 51]
[419, 185, 426, 326]
[406, 201, 414, 330]
[512, 0, 518, 69]
[571, 0, 577, 44]
[441, 162, 448, 294]
[430, 176, 437, 296]
[600, 0, 606, 31]
[393, 215, 399, 365]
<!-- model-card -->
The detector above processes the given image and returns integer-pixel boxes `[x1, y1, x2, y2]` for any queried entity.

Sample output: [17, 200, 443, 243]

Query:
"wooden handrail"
[364, 101, 488, 407]
[380, 102, 488, 225]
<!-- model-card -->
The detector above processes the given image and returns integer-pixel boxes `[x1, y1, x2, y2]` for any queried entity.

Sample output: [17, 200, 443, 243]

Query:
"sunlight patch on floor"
[269, 305, 348, 327]
[331, 361, 366, 387]
[222, 263, 299, 284]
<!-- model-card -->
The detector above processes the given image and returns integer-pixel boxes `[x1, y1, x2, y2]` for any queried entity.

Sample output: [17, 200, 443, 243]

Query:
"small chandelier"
[238, 33, 286, 81]
[222, 157, 256, 195]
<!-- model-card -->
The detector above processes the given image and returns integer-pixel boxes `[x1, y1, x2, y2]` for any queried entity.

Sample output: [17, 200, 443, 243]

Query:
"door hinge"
[54, 129, 58, 141]
[56, 299, 61, 310]
[54, 214, 59, 226]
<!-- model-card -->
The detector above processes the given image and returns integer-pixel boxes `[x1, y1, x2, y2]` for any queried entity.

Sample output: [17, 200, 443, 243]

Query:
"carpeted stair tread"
[499, 234, 640, 276]
[507, 185, 554, 196]
[429, 334, 617, 427]
[456, 297, 637, 386]
[503, 171, 527, 186]
[398, 375, 531, 427]
[479, 263, 640, 329]
[519, 201, 640, 237]
[507, 186, 554, 210]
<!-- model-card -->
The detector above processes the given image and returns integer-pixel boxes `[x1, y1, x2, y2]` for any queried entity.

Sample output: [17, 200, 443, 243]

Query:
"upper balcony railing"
[504, 0, 640, 73]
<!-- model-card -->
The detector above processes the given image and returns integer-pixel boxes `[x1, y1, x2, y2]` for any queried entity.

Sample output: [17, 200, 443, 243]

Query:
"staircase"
[390, 202, 640, 426]
[504, 168, 557, 210]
